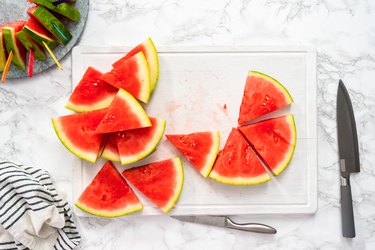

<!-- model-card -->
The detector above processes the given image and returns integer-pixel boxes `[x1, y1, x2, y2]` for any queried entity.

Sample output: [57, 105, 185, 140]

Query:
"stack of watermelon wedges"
[52, 38, 297, 217]
[0, 1, 79, 74]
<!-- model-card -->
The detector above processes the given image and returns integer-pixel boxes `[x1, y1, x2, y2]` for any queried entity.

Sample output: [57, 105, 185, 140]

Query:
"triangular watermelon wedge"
[238, 71, 293, 125]
[95, 89, 151, 134]
[113, 37, 159, 92]
[52, 109, 108, 163]
[166, 131, 220, 177]
[66, 66, 118, 112]
[101, 51, 151, 103]
[75, 161, 143, 218]
[209, 128, 271, 185]
[116, 117, 166, 165]
[101, 133, 120, 162]
[238, 115, 296, 176]
[2, 21, 27, 71]
[22, 17, 58, 49]
[122, 157, 184, 213]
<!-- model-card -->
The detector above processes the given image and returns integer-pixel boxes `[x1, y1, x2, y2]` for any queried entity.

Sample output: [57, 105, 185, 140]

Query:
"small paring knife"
[172, 215, 277, 234]
[336, 80, 360, 238]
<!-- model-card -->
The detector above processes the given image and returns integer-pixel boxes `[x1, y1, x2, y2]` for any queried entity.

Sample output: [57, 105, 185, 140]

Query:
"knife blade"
[337, 79, 360, 238]
[172, 216, 277, 234]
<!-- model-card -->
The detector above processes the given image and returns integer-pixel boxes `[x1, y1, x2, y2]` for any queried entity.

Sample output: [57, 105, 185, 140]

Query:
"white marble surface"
[1, 0, 375, 249]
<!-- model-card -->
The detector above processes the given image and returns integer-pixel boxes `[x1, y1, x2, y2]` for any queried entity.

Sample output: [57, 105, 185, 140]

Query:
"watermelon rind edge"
[74, 200, 143, 218]
[52, 118, 99, 163]
[209, 169, 271, 186]
[161, 157, 184, 213]
[268, 115, 297, 176]
[145, 37, 159, 92]
[65, 94, 115, 113]
[249, 70, 294, 103]
[119, 118, 166, 165]
[200, 130, 220, 178]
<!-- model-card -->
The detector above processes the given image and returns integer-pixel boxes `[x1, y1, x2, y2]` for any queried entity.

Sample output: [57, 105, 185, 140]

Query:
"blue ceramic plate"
[0, 0, 89, 78]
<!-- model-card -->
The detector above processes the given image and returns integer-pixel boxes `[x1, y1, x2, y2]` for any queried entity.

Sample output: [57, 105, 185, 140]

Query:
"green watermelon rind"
[119, 118, 166, 165]
[22, 25, 58, 50]
[30, 0, 81, 22]
[266, 115, 297, 176]
[75, 199, 143, 218]
[16, 31, 46, 61]
[250, 70, 294, 103]
[132, 52, 151, 104]
[52, 118, 101, 163]
[200, 131, 220, 178]
[65, 94, 115, 113]
[0, 32, 6, 72]
[143, 38, 159, 92]
[209, 162, 271, 186]
[161, 157, 184, 213]
[2, 27, 26, 71]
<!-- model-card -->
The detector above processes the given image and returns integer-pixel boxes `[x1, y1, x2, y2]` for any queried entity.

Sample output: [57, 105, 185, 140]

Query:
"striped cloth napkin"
[0, 162, 81, 250]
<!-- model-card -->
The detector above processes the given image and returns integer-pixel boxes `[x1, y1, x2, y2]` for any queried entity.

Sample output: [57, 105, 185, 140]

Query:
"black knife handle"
[341, 184, 356, 238]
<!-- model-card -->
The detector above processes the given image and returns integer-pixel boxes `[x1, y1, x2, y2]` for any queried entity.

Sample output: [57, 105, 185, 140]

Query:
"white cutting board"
[71, 45, 317, 216]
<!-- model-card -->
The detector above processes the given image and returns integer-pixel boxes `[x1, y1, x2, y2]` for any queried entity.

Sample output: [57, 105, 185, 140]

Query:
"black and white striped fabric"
[0, 162, 80, 250]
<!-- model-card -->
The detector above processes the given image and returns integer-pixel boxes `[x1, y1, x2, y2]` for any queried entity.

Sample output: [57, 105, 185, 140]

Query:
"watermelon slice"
[95, 89, 151, 134]
[101, 133, 120, 162]
[29, 0, 81, 22]
[66, 66, 118, 112]
[22, 17, 58, 49]
[101, 51, 151, 103]
[166, 131, 220, 177]
[75, 161, 143, 217]
[16, 30, 46, 61]
[0, 27, 6, 72]
[52, 109, 108, 163]
[209, 128, 271, 185]
[2, 22, 27, 71]
[122, 157, 184, 213]
[238, 115, 296, 176]
[238, 71, 293, 124]
[116, 117, 166, 165]
[28, 6, 72, 44]
[113, 37, 159, 92]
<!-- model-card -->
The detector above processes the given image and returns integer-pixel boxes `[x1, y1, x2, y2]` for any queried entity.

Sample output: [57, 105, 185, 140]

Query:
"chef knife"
[336, 80, 360, 238]
[172, 216, 277, 234]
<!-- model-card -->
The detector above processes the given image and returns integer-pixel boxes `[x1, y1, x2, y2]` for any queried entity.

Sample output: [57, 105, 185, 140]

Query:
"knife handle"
[341, 184, 356, 238]
[225, 218, 277, 234]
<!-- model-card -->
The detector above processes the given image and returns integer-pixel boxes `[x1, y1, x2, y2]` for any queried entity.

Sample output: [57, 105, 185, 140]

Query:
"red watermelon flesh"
[166, 131, 220, 177]
[101, 133, 120, 162]
[116, 117, 166, 165]
[113, 37, 159, 92]
[66, 66, 118, 112]
[95, 89, 151, 134]
[52, 109, 108, 163]
[75, 161, 143, 217]
[2, 21, 27, 71]
[209, 128, 271, 185]
[122, 157, 184, 213]
[22, 17, 58, 49]
[238, 115, 296, 176]
[101, 51, 151, 103]
[238, 71, 293, 125]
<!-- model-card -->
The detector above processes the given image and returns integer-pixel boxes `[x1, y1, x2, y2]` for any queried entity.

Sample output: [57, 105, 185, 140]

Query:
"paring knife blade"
[172, 216, 277, 234]
[336, 79, 360, 238]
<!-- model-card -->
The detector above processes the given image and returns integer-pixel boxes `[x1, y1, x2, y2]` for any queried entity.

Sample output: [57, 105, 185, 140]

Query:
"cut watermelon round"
[238, 115, 296, 176]
[166, 131, 220, 177]
[22, 17, 58, 49]
[122, 157, 184, 213]
[95, 89, 151, 134]
[238, 71, 293, 125]
[116, 117, 166, 165]
[113, 37, 159, 92]
[52, 109, 108, 163]
[66, 66, 118, 112]
[209, 128, 271, 185]
[101, 51, 151, 103]
[75, 161, 143, 217]
[2, 21, 27, 71]
[101, 133, 120, 162]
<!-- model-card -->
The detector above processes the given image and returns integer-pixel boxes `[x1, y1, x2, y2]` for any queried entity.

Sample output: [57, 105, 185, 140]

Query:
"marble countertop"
[1, 0, 374, 249]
